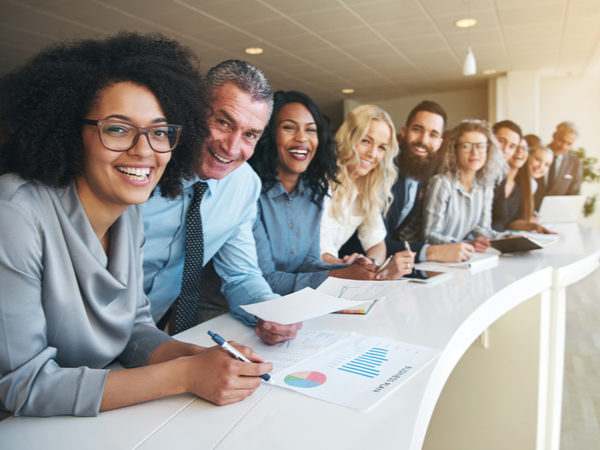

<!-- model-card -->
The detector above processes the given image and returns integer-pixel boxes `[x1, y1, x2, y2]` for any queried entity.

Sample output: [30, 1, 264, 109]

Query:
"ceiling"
[1, 0, 600, 125]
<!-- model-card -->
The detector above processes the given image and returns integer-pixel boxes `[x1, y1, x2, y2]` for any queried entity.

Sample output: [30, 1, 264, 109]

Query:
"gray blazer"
[0, 175, 171, 417]
[534, 152, 583, 211]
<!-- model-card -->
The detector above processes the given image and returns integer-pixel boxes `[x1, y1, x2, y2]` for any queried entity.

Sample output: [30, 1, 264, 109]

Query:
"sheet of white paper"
[315, 277, 408, 300]
[239, 287, 372, 324]
[415, 251, 499, 270]
[237, 329, 349, 374]
[271, 333, 441, 411]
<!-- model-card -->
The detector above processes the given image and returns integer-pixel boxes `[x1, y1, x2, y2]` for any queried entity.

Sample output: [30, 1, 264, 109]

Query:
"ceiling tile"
[238, 17, 307, 40]
[289, 6, 364, 32]
[347, 0, 426, 24]
[176, 0, 280, 26]
[269, 33, 331, 52]
[503, 23, 558, 42]
[339, 41, 398, 58]
[318, 26, 381, 47]
[499, 3, 563, 27]
[375, 18, 439, 41]
[260, 0, 341, 16]
[419, 0, 495, 16]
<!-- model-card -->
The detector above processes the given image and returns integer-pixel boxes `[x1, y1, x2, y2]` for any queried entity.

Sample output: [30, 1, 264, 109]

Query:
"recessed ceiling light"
[244, 47, 264, 55]
[482, 69, 497, 75]
[341, 88, 355, 94]
[454, 18, 477, 28]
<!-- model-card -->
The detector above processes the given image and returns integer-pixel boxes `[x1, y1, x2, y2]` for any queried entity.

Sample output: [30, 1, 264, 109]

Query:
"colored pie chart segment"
[284, 371, 327, 388]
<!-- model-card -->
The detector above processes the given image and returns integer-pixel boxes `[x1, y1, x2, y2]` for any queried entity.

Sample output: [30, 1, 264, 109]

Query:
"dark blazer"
[339, 175, 427, 262]
[534, 152, 583, 211]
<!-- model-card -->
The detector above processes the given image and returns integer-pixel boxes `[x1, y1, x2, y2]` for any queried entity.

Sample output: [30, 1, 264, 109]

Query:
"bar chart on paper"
[337, 347, 389, 378]
[272, 334, 441, 410]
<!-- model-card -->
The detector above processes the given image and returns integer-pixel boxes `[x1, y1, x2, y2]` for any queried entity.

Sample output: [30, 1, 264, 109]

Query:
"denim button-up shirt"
[253, 179, 344, 296]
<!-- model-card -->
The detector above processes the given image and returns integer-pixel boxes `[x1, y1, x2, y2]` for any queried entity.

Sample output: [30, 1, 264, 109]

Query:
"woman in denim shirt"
[249, 91, 381, 296]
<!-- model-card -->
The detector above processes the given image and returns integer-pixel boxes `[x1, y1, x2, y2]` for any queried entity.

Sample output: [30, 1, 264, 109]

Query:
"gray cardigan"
[0, 174, 171, 417]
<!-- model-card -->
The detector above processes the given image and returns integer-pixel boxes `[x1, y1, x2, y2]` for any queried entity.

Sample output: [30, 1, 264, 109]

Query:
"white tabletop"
[1, 224, 599, 450]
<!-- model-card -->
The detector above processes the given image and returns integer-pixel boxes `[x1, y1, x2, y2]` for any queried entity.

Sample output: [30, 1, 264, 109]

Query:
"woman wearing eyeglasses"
[0, 33, 270, 418]
[421, 120, 506, 252]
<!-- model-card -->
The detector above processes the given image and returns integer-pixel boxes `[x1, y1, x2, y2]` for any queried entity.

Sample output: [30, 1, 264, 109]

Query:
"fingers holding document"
[255, 319, 303, 345]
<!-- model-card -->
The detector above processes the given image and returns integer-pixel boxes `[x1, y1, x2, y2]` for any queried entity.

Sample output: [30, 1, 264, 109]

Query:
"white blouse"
[320, 187, 387, 259]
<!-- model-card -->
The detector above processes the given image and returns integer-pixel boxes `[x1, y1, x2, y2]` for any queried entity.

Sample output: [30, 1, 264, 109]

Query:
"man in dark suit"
[341, 101, 474, 263]
[534, 121, 583, 211]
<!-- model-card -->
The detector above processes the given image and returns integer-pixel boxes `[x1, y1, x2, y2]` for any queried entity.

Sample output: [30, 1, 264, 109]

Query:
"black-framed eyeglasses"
[82, 119, 182, 153]
[457, 142, 489, 154]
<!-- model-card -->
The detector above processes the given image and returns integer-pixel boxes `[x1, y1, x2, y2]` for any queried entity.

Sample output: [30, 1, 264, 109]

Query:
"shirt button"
[291, 249, 295, 254]
[289, 223, 293, 228]
[288, 199, 292, 203]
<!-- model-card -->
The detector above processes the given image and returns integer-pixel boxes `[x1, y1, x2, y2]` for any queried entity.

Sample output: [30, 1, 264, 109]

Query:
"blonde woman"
[320, 105, 414, 279]
[422, 120, 506, 252]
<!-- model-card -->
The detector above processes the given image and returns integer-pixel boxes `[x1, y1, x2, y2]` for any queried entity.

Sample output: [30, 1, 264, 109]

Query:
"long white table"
[1, 223, 599, 450]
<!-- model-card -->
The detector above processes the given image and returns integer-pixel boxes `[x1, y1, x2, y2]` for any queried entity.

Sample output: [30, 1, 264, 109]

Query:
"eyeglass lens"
[459, 142, 488, 153]
[100, 122, 179, 152]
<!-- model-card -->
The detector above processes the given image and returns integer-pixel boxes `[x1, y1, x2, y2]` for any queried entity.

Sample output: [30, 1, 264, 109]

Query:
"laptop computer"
[538, 195, 586, 223]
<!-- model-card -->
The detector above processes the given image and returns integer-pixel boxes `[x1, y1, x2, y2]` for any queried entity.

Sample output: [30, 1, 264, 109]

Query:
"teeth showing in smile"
[211, 150, 233, 164]
[414, 146, 428, 154]
[117, 166, 150, 181]
[289, 149, 308, 156]
[360, 159, 373, 167]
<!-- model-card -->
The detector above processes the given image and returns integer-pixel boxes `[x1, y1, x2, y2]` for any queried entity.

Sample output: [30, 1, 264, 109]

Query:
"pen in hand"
[375, 255, 394, 274]
[208, 331, 276, 385]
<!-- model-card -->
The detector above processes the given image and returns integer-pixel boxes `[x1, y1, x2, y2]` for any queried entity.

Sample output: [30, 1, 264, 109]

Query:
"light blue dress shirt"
[142, 163, 278, 326]
[253, 179, 344, 295]
[0, 174, 171, 417]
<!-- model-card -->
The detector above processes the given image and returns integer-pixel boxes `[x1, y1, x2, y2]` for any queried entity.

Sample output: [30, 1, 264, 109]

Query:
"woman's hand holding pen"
[185, 343, 272, 405]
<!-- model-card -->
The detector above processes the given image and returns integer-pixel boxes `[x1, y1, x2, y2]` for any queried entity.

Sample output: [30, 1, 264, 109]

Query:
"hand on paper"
[342, 253, 372, 265]
[467, 236, 491, 253]
[329, 264, 380, 281]
[255, 319, 303, 345]
[382, 250, 415, 280]
[426, 242, 474, 263]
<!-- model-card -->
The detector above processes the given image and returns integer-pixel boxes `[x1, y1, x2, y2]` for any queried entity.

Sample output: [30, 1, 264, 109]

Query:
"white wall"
[343, 85, 488, 133]
[539, 74, 600, 230]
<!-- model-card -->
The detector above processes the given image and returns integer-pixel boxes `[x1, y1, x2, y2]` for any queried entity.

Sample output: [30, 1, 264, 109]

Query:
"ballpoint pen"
[404, 241, 412, 252]
[375, 254, 394, 274]
[208, 331, 276, 385]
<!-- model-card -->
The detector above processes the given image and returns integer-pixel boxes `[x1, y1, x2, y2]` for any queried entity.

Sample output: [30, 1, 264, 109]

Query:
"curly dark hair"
[248, 90, 338, 206]
[0, 32, 209, 198]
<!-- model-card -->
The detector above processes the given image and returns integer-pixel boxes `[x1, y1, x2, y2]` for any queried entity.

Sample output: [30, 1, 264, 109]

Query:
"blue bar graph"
[338, 347, 389, 378]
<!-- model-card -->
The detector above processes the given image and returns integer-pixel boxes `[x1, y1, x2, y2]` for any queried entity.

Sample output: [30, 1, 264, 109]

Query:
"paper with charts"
[238, 328, 350, 374]
[239, 279, 408, 325]
[270, 333, 441, 411]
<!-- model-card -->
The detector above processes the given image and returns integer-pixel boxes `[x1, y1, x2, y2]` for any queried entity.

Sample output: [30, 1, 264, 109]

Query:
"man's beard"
[396, 139, 436, 183]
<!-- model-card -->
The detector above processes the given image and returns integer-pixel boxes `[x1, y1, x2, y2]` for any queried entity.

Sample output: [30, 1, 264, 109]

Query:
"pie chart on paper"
[284, 371, 327, 388]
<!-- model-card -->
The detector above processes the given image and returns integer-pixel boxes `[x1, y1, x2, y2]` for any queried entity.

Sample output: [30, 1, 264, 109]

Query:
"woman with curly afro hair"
[0, 32, 271, 419]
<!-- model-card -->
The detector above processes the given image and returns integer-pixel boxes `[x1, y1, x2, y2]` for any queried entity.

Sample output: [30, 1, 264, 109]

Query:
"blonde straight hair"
[331, 105, 399, 227]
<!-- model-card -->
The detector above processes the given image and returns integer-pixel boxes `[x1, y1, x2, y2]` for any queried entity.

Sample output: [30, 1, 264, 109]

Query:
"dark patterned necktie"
[547, 159, 556, 186]
[174, 181, 208, 334]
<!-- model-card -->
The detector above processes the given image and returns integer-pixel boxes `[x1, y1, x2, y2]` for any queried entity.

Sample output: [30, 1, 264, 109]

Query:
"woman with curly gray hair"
[421, 119, 507, 252]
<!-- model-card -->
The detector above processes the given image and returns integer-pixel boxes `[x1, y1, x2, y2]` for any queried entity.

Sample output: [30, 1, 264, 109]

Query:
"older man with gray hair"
[142, 60, 301, 344]
[533, 121, 583, 210]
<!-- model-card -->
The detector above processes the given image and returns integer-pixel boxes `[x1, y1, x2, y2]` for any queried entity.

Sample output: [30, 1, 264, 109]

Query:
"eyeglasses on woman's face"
[457, 142, 489, 154]
[82, 119, 182, 153]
